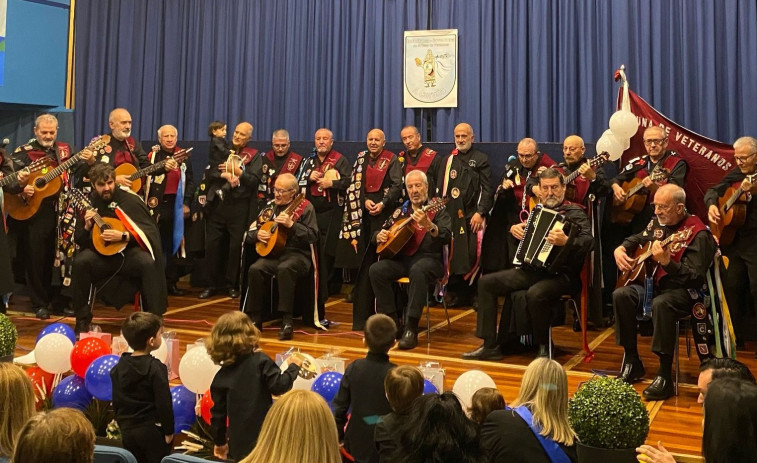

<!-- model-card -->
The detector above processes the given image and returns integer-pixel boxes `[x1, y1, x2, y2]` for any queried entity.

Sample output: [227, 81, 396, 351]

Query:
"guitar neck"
[131, 156, 166, 180]
[39, 152, 83, 183]
[723, 174, 757, 212]
[636, 233, 679, 264]
[0, 169, 23, 188]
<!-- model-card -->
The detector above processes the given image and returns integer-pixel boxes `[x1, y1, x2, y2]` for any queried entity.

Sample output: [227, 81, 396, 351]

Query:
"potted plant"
[568, 376, 650, 463]
[0, 313, 17, 362]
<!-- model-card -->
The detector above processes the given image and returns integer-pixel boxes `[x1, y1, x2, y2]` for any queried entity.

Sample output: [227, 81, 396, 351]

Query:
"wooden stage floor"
[9, 285, 752, 462]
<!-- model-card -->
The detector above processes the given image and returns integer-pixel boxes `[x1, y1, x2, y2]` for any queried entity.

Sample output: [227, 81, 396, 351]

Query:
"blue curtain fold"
[74, 0, 757, 150]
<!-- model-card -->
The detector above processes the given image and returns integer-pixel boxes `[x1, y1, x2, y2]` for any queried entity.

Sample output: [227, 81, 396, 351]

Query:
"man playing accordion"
[462, 167, 593, 360]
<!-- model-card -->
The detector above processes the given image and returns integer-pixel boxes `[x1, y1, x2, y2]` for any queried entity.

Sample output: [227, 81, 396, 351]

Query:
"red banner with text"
[619, 89, 734, 219]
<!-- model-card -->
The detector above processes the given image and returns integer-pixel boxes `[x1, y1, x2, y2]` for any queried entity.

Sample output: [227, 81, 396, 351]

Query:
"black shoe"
[462, 344, 504, 361]
[537, 344, 550, 358]
[398, 330, 418, 350]
[199, 288, 216, 299]
[278, 324, 293, 341]
[35, 307, 50, 320]
[167, 283, 185, 296]
[74, 319, 91, 335]
[643, 376, 674, 401]
[228, 288, 240, 298]
[617, 358, 646, 384]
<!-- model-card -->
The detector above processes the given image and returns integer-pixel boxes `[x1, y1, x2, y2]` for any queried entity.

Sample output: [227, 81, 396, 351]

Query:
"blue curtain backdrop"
[74, 0, 757, 149]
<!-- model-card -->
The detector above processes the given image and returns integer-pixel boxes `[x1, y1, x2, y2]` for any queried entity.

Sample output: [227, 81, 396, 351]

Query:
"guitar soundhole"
[102, 224, 112, 231]
[34, 177, 46, 188]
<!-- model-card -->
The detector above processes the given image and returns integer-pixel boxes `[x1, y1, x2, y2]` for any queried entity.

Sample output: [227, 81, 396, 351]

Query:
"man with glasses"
[259, 129, 302, 206]
[705, 136, 757, 352]
[482, 137, 555, 273]
[613, 184, 716, 400]
[242, 173, 318, 340]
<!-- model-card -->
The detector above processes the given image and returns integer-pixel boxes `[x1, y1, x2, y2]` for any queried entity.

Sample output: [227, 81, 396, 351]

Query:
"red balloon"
[200, 389, 213, 425]
[70, 338, 111, 378]
[26, 366, 54, 399]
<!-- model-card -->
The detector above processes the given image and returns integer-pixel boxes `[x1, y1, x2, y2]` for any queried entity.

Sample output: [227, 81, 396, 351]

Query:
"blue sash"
[512, 406, 571, 463]
[171, 165, 185, 255]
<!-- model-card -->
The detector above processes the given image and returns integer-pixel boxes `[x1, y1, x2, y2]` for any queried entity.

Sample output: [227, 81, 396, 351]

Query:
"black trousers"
[121, 424, 172, 463]
[157, 194, 183, 283]
[316, 206, 341, 303]
[71, 246, 166, 323]
[369, 254, 443, 322]
[476, 268, 571, 346]
[613, 284, 692, 356]
[243, 251, 311, 324]
[205, 197, 249, 289]
[722, 237, 757, 342]
[11, 199, 57, 308]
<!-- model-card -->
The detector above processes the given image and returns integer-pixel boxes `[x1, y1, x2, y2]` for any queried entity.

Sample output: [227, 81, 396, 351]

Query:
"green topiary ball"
[0, 313, 18, 357]
[568, 376, 650, 449]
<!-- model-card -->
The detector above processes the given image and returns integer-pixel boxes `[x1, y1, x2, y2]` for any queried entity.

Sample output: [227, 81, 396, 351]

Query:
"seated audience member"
[469, 387, 506, 426]
[333, 314, 397, 463]
[374, 365, 425, 463]
[207, 311, 301, 461]
[638, 377, 757, 463]
[11, 408, 95, 463]
[393, 391, 486, 463]
[240, 389, 341, 463]
[0, 364, 36, 461]
[697, 357, 755, 404]
[480, 358, 577, 463]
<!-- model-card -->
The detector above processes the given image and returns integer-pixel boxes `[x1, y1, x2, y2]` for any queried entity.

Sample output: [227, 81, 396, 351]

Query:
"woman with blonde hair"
[240, 389, 341, 463]
[11, 408, 95, 463]
[480, 357, 577, 462]
[0, 363, 36, 460]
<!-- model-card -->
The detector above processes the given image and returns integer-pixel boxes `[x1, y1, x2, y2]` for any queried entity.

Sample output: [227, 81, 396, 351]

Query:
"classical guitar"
[0, 157, 50, 190]
[615, 226, 693, 288]
[610, 166, 669, 225]
[4, 136, 110, 221]
[68, 188, 128, 256]
[377, 197, 449, 258]
[709, 173, 757, 246]
[529, 152, 611, 210]
[115, 146, 193, 193]
[255, 193, 306, 257]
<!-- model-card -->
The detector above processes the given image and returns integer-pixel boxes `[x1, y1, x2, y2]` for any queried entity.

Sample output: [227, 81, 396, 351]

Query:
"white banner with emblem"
[403, 29, 458, 108]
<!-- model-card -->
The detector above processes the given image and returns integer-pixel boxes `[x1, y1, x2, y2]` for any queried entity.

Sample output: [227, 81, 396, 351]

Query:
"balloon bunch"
[596, 66, 639, 161]
[451, 369, 496, 411]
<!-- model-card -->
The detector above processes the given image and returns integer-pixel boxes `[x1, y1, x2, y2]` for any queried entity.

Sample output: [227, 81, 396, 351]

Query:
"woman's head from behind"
[0, 363, 36, 457]
[703, 377, 757, 463]
[11, 408, 95, 463]
[241, 389, 340, 463]
[206, 311, 260, 365]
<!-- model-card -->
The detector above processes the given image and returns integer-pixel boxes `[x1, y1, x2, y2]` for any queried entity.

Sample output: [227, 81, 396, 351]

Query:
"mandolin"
[610, 166, 669, 225]
[377, 197, 449, 258]
[4, 136, 110, 220]
[709, 173, 757, 246]
[615, 226, 693, 288]
[68, 188, 128, 256]
[255, 193, 306, 257]
[115, 146, 193, 193]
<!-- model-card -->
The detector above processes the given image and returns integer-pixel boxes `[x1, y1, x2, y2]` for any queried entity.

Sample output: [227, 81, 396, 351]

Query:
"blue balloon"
[84, 354, 119, 401]
[53, 375, 93, 410]
[171, 385, 196, 433]
[311, 371, 343, 409]
[423, 379, 438, 395]
[36, 323, 76, 345]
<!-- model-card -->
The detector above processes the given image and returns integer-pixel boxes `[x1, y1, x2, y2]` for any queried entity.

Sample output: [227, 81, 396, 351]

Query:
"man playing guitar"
[369, 170, 452, 350]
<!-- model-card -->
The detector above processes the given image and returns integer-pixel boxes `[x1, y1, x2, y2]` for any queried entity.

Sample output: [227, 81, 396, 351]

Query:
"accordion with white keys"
[513, 204, 569, 271]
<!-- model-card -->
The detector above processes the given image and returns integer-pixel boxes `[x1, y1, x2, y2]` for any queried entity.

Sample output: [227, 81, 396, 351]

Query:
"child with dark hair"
[469, 387, 506, 425]
[206, 311, 301, 461]
[207, 121, 233, 201]
[374, 365, 424, 463]
[110, 312, 174, 463]
[334, 314, 397, 463]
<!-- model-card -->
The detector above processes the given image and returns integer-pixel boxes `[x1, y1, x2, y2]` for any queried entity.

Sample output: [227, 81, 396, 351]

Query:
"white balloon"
[596, 132, 624, 161]
[35, 333, 73, 374]
[452, 370, 497, 411]
[609, 110, 639, 140]
[151, 340, 168, 364]
[178, 346, 221, 393]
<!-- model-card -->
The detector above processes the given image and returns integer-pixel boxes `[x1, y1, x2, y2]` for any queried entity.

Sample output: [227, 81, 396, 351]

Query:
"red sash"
[149, 147, 182, 195]
[365, 150, 394, 193]
[557, 162, 590, 205]
[238, 146, 258, 165]
[634, 152, 683, 181]
[265, 150, 303, 176]
[513, 154, 556, 205]
[112, 136, 138, 167]
[402, 147, 436, 175]
[655, 215, 707, 283]
[401, 207, 439, 256]
[309, 150, 343, 197]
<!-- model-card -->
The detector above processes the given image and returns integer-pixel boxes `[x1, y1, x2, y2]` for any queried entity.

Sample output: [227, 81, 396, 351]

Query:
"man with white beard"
[99, 107, 150, 189]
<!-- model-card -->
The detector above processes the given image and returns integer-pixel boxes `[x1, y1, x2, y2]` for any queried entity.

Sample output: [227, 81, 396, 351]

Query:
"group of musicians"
[1, 111, 755, 401]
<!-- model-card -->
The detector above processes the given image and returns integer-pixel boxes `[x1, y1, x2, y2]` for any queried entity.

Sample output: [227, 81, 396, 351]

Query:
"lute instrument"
[615, 226, 693, 288]
[115, 146, 193, 193]
[709, 173, 757, 246]
[376, 197, 449, 258]
[68, 188, 128, 256]
[610, 166, 669, 225]
[4, 136, 110, 220]
[255, 193, 306, 257]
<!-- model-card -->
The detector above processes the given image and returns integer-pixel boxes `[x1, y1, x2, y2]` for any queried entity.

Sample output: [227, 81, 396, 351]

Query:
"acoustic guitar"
[115, 147, 193, 193]
[376, 197, 449, 258]
[610, 167, 669, 225]
[4, 136, 110, 220]
[528, 152, 611, 210]
[68, 188, 128, 256]
[709, 173, 757, 246]
[255, 193, 306, 257]
[0, 157, 50, 190]
[615, 226, 693, 288]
